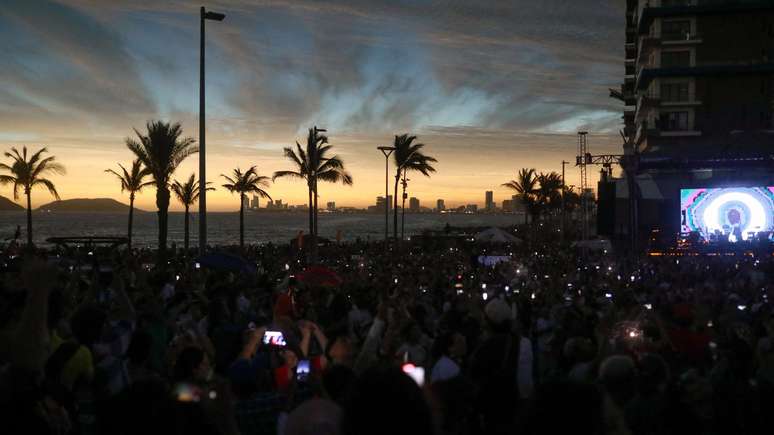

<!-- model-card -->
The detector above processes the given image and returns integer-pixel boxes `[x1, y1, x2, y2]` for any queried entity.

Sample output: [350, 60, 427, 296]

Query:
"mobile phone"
[401, 363, 425, 387]
[262, 330, 286, 347]
[296, 359, 310, 381]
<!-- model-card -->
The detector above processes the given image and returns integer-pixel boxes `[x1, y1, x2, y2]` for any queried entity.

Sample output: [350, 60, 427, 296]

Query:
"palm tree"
[274, 128, 352, 242]
[126, 121, 197, 257]
[0, 147, 65, 247]
[222, 166, 272, 250]
[312, 136, 353, 237]
[391, 134, 436, 240]
[502, 168, 538, 225]
[171, 174, 212, 253]
[273, 140, 313, 239]
[536, 171, 563, 220]
[105, 159, 151, 249]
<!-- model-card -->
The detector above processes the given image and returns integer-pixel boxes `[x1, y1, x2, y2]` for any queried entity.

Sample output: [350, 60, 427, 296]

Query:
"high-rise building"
[375, 196, 393, 212]
[485, 191, 494, 211]
[327, 201, 336, 211]
[613, 1, 774, 240]
[465, 204, 478, 213]
[502, 199, 513, 212]
[242, 196, 250, 210]
[250, 195, 260, 209]
[409, 197, 420, 212]
[620, 0, 774, 155]
[436, 199, 445, 211]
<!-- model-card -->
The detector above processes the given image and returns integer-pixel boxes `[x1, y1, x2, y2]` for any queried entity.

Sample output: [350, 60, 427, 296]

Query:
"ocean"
[0, 211, 525, 247]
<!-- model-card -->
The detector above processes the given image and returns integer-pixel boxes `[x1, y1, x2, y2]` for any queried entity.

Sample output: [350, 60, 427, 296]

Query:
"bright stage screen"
[680, 187, 774, 242]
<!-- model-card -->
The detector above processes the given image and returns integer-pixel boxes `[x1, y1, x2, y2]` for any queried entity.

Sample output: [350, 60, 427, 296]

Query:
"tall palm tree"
[392, 134, 436, 240]
[126, 121, 197, 257]
[312, 137, 353, 236]
[105, 159, 151, 249]
[171, 174, 212, 253]
[0, 147, 65, 247]
[222, 166, 272, 250]
[274, 128, 352, 241]
[273, 140, 313, 239]
[502, 168, 538, 225]
[536, 171, 563, 220]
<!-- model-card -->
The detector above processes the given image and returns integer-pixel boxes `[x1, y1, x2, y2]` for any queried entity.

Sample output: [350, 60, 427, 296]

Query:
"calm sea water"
[0, 211, 524, 247]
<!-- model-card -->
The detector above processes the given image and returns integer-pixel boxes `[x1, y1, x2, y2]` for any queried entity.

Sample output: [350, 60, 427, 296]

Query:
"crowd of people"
[1, 227, 773, 435]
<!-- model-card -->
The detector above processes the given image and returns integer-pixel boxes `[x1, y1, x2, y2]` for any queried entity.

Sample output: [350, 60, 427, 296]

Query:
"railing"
[661, 32, 702, 42]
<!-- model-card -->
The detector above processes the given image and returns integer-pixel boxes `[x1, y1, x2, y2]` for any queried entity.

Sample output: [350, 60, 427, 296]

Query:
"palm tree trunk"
[26, 189, 32, 248]
[239, 194, 245, 250]
[401, 175, 407, 240]
[393, 172, 400, 240]
[184, 205, 190, 253]
[313, 179, 319, 237]
[307, 183, 314, 237]
[157, 186, 170, 261]
[128, 193, 135, 250]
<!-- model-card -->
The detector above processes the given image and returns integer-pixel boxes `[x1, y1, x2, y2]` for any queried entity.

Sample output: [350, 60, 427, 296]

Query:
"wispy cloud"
[0, 0, 626, 208]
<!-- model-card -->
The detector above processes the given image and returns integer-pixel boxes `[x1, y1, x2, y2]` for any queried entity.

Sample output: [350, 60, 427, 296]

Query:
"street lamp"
[561, 160, 569, 239]
[199, 6, 225, 256]
[377, 146, 395, 242]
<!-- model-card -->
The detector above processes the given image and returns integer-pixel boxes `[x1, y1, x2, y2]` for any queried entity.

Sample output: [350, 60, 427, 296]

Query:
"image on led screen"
[681, 187, 774, 242]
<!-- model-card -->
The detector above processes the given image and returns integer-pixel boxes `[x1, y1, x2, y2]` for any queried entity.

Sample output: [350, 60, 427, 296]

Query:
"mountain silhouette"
[36, 198, 148, 212]
[0, 196, 24, 211]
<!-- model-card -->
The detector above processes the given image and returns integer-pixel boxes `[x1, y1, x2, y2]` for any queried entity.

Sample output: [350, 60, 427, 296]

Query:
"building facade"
[614, 0, 774, 241]
[485, 191, 495, 211]
[409, 197, 420, 212]
[436, 199, 445, 211]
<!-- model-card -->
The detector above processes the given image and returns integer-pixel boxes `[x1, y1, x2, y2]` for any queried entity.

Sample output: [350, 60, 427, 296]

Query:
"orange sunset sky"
[0, 0, 625, 211]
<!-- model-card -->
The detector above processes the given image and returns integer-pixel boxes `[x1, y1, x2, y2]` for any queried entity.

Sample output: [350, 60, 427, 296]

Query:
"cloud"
[0, 0, 628, 207]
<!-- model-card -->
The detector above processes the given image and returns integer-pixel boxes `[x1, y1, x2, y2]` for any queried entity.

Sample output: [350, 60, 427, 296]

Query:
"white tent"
[571, 239, 612, 251]
[475, 227, 522, 244]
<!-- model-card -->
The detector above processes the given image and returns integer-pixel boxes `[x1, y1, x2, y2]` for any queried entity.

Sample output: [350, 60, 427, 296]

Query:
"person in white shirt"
[430, 331, 467, 383]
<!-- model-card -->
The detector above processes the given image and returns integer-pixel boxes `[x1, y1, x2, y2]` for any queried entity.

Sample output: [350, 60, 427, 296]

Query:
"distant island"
[37, 198, 147, 213]
[0, 196, 24, 211]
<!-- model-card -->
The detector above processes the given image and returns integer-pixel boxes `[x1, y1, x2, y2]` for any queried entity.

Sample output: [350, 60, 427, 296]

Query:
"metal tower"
[576, 131, 589, 240]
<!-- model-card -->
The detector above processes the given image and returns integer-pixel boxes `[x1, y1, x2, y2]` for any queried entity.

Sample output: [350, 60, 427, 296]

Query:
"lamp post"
[199, 6, 225, 256]
[561, 160, 569, 240]
[378, 146, 395, 242]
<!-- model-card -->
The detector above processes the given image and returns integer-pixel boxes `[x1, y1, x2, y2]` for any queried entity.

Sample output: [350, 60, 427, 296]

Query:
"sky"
[0, 0, 626, 211]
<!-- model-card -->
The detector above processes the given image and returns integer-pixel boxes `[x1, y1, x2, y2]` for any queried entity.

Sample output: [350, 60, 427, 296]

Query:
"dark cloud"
[29, 0, 626, 136]
[0, 0, 154, 126]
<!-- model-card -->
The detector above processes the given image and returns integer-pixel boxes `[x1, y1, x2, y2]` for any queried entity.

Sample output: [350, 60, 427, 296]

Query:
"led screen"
[680, 187, 774, 242]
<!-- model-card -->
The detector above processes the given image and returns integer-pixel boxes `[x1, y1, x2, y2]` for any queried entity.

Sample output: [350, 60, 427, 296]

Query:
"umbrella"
[196, 252, 257, 275]
[475, 227, 522, 244]
[297, 265, 342, 287]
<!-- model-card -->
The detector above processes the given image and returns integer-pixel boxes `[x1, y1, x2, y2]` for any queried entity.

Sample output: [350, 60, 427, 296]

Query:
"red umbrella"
[297, 266, 342, 287]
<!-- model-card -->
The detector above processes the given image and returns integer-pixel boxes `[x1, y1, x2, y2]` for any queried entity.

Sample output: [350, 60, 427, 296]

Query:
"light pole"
[378, 146, 395, 242]
[199, 6, 225, 256]
[561, 160, 569, 240]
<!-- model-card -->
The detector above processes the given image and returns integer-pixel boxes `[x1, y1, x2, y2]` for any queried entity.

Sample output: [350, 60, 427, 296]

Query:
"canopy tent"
[296, 265, 342, 287]
[474, 227, 522, 244]
[571, 239, 613, 251]
[196, 252, 257, 275]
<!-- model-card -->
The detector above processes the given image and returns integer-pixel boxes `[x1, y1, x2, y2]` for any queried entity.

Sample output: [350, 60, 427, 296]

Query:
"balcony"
[636, 61, 774, 89]
[638, 0, 774, 34]
[638, 90, 702, 113]
[661, 32, 702, 44]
